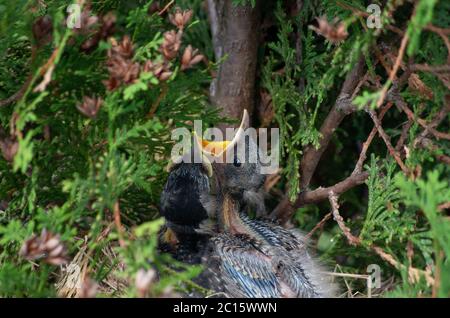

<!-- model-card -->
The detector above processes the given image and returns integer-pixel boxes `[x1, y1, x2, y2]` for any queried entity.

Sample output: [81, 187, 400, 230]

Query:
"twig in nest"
[394, 94, 450, 141]
[409, 64, 450, 74]
[395, 120, 413, 153]
[305, 212, 332, 240]
[415, 137, 450, 166]
[113, 201, 126, 248]
[414, 99, 450, 146]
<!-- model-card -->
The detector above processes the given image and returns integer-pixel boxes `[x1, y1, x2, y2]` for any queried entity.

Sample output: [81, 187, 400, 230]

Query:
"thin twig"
[368, 109, 409, 174]
[328, 191, 360, 246]
[414, 98, 450, 146]
[113, 201, 126, 248]
[158, 0, 174, 16]
[395, 120, 413, 153]
[375, 34, 409, 109]
[354, 102, 393, 174]
[329, 191, 435, 286]
[393, 94, 450, 141]
[409, 64, 450, 74]
[147, 84, 168, 118]
[305, 212, 332, 239]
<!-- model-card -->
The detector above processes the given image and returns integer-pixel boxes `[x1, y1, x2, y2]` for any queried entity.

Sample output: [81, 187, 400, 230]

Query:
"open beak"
[193, 109, 249, 159]
[167, 109, 249, 179]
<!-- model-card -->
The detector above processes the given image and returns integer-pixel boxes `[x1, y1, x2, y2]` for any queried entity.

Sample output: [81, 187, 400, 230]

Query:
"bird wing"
[211, 234, 281, 298]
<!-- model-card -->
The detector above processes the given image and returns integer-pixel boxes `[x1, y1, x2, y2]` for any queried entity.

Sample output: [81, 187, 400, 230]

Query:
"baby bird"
[159, 109, 336, 297]
[159, 148, 212, 260]
[197, 109, 337, 298]
[200, 163, 336, 298]
[198, 109, 267, 217]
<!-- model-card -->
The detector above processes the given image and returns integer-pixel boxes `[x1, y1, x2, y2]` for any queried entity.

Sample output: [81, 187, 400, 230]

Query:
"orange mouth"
[200, 140, 231, 156]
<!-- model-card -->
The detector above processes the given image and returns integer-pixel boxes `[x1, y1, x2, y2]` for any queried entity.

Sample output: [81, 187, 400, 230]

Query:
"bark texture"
[207, 0, 261, 127]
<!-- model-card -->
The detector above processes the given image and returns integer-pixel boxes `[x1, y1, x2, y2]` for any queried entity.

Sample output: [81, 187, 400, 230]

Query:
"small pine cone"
[109, 35, 134, 59]
[142, 60, 172, 81]
[103, 77, 121, 91]
[77, 96, 103, 118]
[168, 7, 193, 30]
[309, 16, 348, 44]
[99, 12, 116, 39]
[148, 2, 161, 15]
[20, 229, 69, 265]
[107, 55, 140, 84]
[72, 7, 99, 36]
[80, 12, 116, 53]
[161, 30, 182, 61]
[180, 45, 204, 71]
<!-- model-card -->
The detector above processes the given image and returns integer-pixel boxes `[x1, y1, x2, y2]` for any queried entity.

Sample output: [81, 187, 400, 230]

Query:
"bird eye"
[233, 157, 242, 167]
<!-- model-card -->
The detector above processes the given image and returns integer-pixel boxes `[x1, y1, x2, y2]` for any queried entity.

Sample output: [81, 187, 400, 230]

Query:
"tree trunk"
[207, 0, 261, 128]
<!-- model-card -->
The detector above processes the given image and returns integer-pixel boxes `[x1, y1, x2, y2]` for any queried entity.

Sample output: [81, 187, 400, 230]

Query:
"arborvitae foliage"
[261, 0, 449, 297]
[0, 0, 449, 298]
[0, 0, 220, 297]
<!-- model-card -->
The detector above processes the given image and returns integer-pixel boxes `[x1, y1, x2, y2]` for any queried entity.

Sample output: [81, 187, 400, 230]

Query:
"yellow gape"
[201, 140, 231, 156]
[194, 109, 249, 158]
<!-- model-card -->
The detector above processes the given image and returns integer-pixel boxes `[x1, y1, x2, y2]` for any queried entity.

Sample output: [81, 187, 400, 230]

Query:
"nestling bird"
[159, 145, 213, 260]
[196, 109, 337, 298]
[197, 109, 267, 218]
[198, 164, 336, 297]
[159, 110, 336, 297]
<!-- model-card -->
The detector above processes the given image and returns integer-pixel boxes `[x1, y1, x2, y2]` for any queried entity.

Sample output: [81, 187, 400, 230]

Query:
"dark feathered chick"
[159, 148, 213, 253]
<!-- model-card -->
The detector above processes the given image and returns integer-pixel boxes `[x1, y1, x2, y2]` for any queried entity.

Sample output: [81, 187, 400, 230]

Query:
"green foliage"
[388, 171, 450, 297]
[262, 4, 321, 200]
[407, 0, 438, 56]
[0, 0, 221, 297]
[261, 0, 449, 297]
[0, 0, 449, 298]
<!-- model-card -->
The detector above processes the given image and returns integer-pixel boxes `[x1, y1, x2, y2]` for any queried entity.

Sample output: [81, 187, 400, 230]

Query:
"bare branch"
[409, 64, 450, 73]
[368, 109, 409, 174]
[295, 172, 369, 208]
[354, 102, 394, 174]
[375, 33, 409, 108]
[299, 57, 365, 190]
[328, 191, 360, 246]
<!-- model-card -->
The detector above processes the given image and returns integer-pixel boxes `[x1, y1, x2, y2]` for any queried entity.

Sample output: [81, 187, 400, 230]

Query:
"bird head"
[194, 109, 265, 197]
